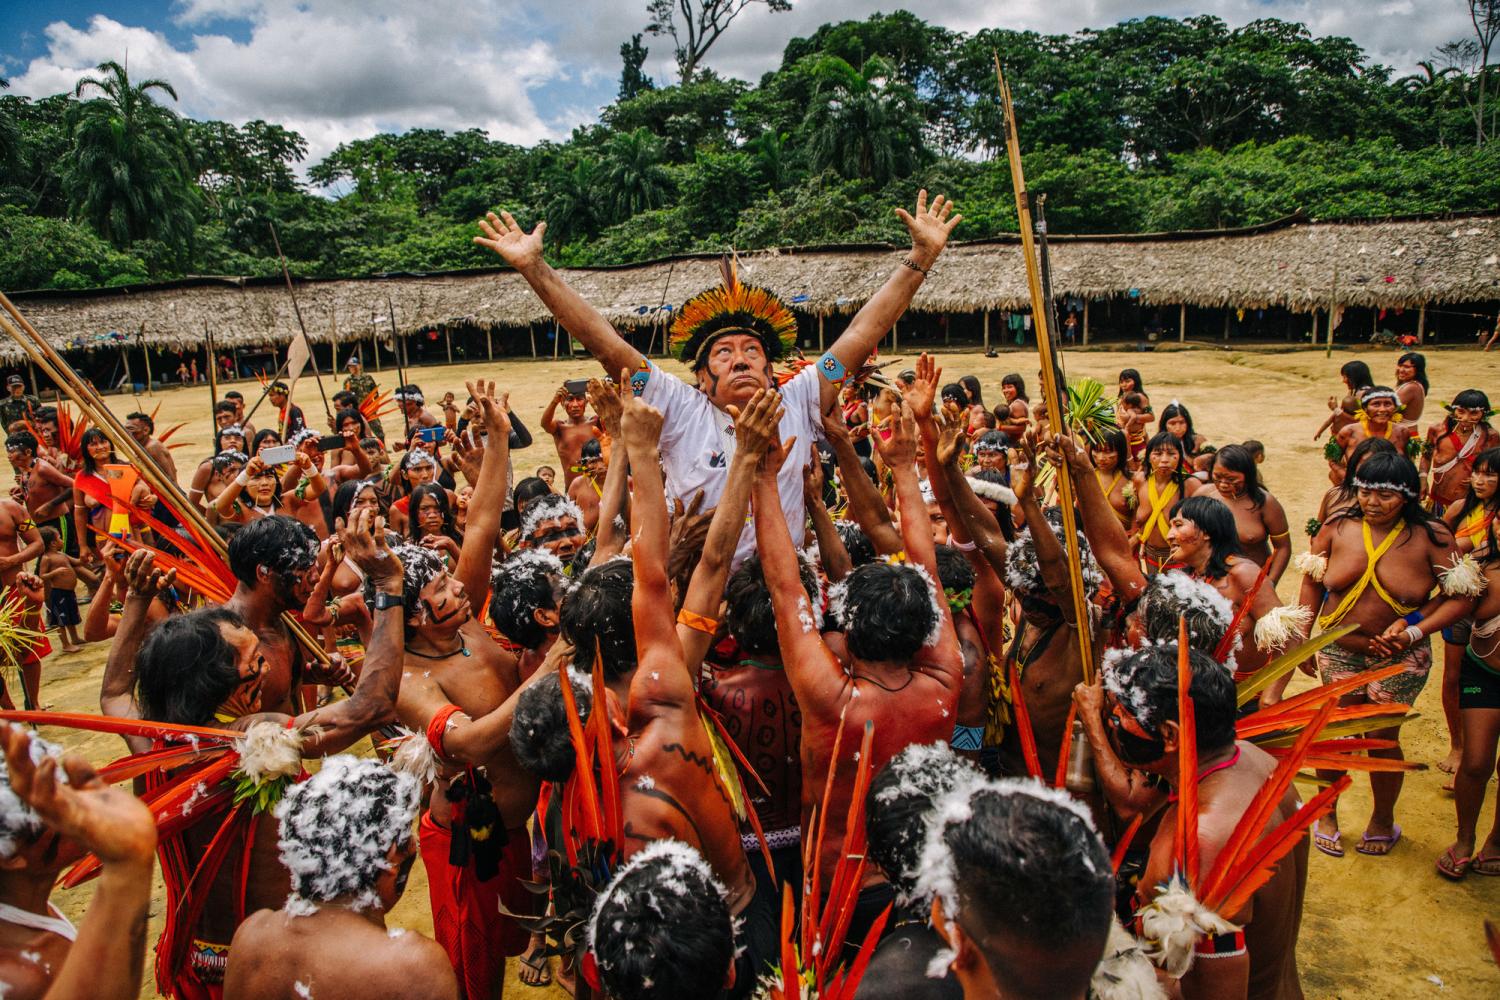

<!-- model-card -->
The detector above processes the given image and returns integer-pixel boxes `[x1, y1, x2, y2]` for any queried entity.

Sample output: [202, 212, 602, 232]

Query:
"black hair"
[331, 477, 388, 525]
[125, 411, 155, 432]
[407, 482, 458, 544]
[334, 407, 364, 434]
[5, 431, 36, 456]
[360, 437, 382, 452]
[1445, 389, 1493, 434]
[34, 406, 55, 423]
[958, 375, 984, 407]
[136, 606, 247, 725]
[1137, 572, 1231, 653]
[940, 784, 1113, 998]
[1107, 643, 1238, 753]
[1092, 428, 1130, 473]
[838, 561, 939, 662]
[1334, 451, 1446, 544]
[968, 469, 1017, 542]
[725, 554, 820, 656]
[361, 543, 448, 622]
[1457, 448, 1500, 565]
[1144, 430, 1190, 483]
[867, 744, 976, 897]
[940, 382, 968, 407]
[579, 438, 602, 461]
[1397, 351, 1430, 392]
[1333, 436, 1397, 507]
[1339, 360, 1374, 394]
[251, 429, 282, 454]
[269, 381, 289, 393]
[1118, 368, 1144, 394]
[1001, 373, 1027, 400]
[215, 426, 247, 454]
[1158, 402, 1197, 449]
[226, 514, 319, 588]
[514, 476, 552, 514]
[933, 543, 975, 601]
[1210, 444, 1266, 507]
[214, 400, 238, 416]
[489, 552, 569, 650]
[590, 845, 734, 1000]
[569, 538, 596, 577]
[834, 520, 876, 568]
[1169, 495, 1242, 580]
[332, 390, 357, 408]
[560, 559, 636, 679]
[224, 391, 244, 402]
[79, 427, 116, 476]
[510, 671, 592, 782]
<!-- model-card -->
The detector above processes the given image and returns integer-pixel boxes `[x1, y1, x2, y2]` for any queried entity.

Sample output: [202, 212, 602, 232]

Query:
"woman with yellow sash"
[1130, 431, 1200, 576]
[1295, 451, 1478, 858]
[1089, 429, 1136, 531]
[1197, 444, 1293, 584]
[1434, 448, 1500, 782]
[70, 428, 154, 562]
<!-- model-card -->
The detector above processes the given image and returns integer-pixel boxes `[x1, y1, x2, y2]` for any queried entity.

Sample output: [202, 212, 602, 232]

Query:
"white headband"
[1352, 477, 1417, 498]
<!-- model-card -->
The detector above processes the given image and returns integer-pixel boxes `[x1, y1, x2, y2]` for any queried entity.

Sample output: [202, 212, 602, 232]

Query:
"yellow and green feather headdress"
[670, 256, 798, 369]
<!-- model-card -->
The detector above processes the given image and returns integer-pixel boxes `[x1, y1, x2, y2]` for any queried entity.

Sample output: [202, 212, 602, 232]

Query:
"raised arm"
[1055, 433, 1146, 604]
[100, 551, 175, 752]
[1262, 493, 1292, 584]
[620, 385, 694, 712]
[818, 192, 961, 412]
[212, 457, 260, 518]
[1013, 450, 1078, 621]
[933, 407, 1009, 583]
[820, 405, 902, 555]
[475, 212, 644, 378]
[453, 380, 510, 603]
[540, 386, 565, 436]
[294, 510, 402, 752]
[407, 639, 571, 765]
[677, 389, 782, 665]
[507, 407, 534, 450]
[804, 458, 852, 583]
[587, 377, 630, 563]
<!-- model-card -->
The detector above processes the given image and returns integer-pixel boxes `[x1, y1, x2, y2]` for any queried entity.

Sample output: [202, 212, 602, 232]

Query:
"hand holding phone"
[260, 444, 296, 465]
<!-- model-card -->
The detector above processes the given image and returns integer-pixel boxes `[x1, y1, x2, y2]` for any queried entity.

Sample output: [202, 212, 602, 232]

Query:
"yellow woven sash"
[1316, 519, 1417, 630]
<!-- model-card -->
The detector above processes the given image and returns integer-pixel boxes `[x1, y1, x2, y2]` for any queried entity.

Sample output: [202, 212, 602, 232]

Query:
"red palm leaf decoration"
[1213, 557, 1270, 663]
[1175, 621, 1200, 888]
[24, 403, 91, 465]
[1009, 659, 1043, 779]
[1054, 701, 1078, 789]
[359, 388, 397, 422]
[1111, 814, 1144, 874]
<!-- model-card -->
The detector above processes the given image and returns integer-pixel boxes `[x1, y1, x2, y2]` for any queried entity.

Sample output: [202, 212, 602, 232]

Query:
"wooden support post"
[26, 361, 38, 398]
[818, 315, 825, 351]
[529, 324, 537, 359]
[1081, 301, 1090, 346]
[552, 323, 560, 360]
[983, 310, 990, 352]
[372, 327, 382, 373]
[892, 320, 899, 353]
[142, 344, 153, 394]
[1418, 304, 1427, 343]
[120, 345, 132, 392]
[486, 326, 494, 361]
[1223, 310, 1231, 341]
[1178, 303, 1187, 342]
[1311, 309, 1320, 346]
[444, 326, 453, 365]
[1373, 309, 1379, 339]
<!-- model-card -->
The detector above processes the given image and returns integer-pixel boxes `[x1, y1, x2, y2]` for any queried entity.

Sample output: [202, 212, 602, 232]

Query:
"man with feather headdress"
[474, 192, 960, 563]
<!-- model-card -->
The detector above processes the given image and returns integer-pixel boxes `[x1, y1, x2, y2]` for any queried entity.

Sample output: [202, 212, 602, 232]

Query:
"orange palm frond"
[1010, 659, 1043, 779]
[1243, 662, 1408, 724]
[157, 421, 188, 442]
[1211, 775, 1349, 918]
[1054, 701, 1078, 789]
[1175, 621, 1200, 888]
[0, 710, 238, 744]
[359, 389, 396, 421]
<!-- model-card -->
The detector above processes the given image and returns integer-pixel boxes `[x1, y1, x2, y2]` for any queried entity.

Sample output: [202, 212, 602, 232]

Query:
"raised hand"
[466, 379, 511, 441]
[728, 388, 784, 461]
[473, 210, 547, 271]
[902, 352, 941, 421]
[935, 403, 969, 468]
[338, 509, 402, 588]
[589, 377, 623, 440]
[1010, 446, 1035, 500]
[894, 190, 962, 266]
[873, 401, 919, 468]
[803, 458, 826, 504]
[620, 367, 665, 451]
[122, 549, 176, 601]
[0, 723, 155, 866]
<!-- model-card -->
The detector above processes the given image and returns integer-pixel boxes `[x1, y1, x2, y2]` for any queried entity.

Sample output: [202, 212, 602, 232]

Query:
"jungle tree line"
[2, 7, 1499, 292]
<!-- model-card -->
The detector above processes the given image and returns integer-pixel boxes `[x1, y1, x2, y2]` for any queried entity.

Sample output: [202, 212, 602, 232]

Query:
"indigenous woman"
[325, 408, 369, 468]
[1089, 429, 1136, 530]
[995, 373, 1030, 441]
[1159, 401, 1210, 471]
[1313, 438, 1398, 533]
[387, 448, 439, 534]
[210, 454, 283, 524]
[1316, 360, 1375, 446]
[1422, 390, 1500, 512]
[408, 481, 462, 566]
[1116, 392, 1152, 470]
[1198, 444, 1292, 583]
[1395, 351, 1429, 431]
[1131, 431, 1200, 575]
[1117, 368, 1151, 413]
[71, 428, 153, 560]
[958, 375, 988, 431]
[1436, 448, 1500, 785]
[187, 425, 249, 511]
[1298, 451, 1475, 858]
[971, 430, 1009, 483]
[251, 429, 283, 459]
[1332, 387, 1415, 488]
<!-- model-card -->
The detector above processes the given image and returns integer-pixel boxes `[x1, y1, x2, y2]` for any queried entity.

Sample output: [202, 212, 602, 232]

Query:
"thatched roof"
[5, 211, 1498, 363]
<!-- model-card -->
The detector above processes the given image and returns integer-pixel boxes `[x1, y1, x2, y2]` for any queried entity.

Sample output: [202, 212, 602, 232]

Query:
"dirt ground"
[9, 343, 1500, 998]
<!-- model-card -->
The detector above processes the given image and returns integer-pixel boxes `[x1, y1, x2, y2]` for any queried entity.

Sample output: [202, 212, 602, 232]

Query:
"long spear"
[0, 291, 332, 669]
[385, 297, 411, 439]
[269, 223, 334, 425]
[995, 59, 1095, 680]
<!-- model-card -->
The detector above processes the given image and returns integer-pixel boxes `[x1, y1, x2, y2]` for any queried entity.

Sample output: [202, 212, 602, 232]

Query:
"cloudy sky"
[0, 1, 1479, 165]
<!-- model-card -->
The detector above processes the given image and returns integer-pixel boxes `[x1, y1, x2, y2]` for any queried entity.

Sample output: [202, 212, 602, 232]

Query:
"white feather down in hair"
[1091, 919, 1168, 1000]
[965, 477, 1018, 506]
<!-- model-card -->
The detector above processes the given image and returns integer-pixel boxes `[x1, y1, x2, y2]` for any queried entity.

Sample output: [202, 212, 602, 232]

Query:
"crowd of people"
[0, 192, 1492, 1000]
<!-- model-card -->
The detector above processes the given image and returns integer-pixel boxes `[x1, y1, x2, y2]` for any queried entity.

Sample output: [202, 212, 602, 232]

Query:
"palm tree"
[544, 156, 608, 244]
[64, 61, 198, 256]
[600, 128, 673, 222]
[803, 55, 925, 186]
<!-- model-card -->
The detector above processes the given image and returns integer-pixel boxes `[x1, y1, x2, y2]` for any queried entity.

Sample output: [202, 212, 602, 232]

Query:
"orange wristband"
[676, 609, 719, 636]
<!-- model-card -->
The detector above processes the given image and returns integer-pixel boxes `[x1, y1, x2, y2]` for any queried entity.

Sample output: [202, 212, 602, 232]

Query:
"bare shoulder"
[376, 928, 459, 996]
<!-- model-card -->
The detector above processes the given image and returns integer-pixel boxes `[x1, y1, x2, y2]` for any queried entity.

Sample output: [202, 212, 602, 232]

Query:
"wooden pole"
[1418, 303, 1427, 343]
[1325, 261, 1340, 358]
[529, 324, 537, 359]
[26, 360, 38, 398]
[818, 315, 825, 352]
[892, 320, 899, 354]
[1311, 309, 1320, 348]
[486, 326, 493, 362]
[552, 322, 560, 360]
[1082, 300, 1090, 346]
[120, 345, 132, 392]
[444, 326, 453, 365]
[983, 310, 990, 352]
[206, 323, 219, 411]
[1178, 303, 1187, 342]
[1223, 310, 1231, 341]
[996, 61, 1094, 680]
[372, 323, 382, 373]
[140, 333, 153, 395]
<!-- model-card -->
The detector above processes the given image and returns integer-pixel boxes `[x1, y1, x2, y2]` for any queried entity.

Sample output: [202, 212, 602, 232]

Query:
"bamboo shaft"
[0, 291, 330, 666]
[996, 62, 1094, 681]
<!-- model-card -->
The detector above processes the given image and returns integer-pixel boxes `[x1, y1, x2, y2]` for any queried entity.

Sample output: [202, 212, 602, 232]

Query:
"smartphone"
[261, 444, 296, 465]
[318, 434, 346, 452]
[564, 378, 590, 397]
[417, 426, 447, 444]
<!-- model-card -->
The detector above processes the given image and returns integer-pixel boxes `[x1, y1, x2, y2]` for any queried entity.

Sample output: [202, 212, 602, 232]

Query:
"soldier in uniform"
[343, 353, 383, 440]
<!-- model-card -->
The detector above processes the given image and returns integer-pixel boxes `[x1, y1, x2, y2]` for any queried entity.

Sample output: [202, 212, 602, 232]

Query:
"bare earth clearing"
[8, 344, 1499, 998]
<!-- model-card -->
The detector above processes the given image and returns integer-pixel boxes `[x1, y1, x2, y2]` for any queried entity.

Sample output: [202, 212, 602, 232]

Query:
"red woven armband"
[426, 704, 465, 757]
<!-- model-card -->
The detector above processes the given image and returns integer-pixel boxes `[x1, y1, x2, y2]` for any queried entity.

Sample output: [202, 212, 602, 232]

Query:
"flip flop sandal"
[1313, 829, 1344, 858]
[518, 947, 552, 988]
[1356, 825, 1402, 857]
[1436, 847, 1472, 880]
[1469, 853, 1500, 876]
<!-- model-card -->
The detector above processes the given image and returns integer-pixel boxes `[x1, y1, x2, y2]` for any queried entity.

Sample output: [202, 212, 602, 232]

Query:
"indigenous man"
[1298, 451, 1473, 858]
[223, 757, 458, 1000]
[541, 382, 599, 490]
[394, 385, 439, 435]
[1422, 390, 1500, 511]
[756, 400, 963, 946]
[474, 191, 960, 562]
[125, 411, 178, 484]
[0, 376, 39, 432]
[223, 391, 256, 442]
[266, 382, 306, 437]
[6, 431, 74, 553]
[565, 439, 605, 534]
[1334, 386, 1413, 468]
[0, 494, 44, 705]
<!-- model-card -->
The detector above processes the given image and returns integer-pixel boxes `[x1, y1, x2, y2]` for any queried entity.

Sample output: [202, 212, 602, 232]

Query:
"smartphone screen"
[318, 435, 346, 452]
[418, 426, 446, 444]
[564, 378, 589, 397]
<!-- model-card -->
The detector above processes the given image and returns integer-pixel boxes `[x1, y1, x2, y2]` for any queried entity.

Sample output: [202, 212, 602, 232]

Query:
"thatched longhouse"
[4, 211, 1498, 370]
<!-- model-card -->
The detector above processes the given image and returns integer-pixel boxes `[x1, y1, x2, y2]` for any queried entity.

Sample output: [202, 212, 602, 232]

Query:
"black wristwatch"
[372, 590, 403, 612]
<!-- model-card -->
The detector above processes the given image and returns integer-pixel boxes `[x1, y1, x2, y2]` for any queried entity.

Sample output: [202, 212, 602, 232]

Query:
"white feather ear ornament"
[1292, 551, 1327, 582]
[1136, 876, 1239, 978]
[1439, 554, 1486, 597]
[235, 721, 305, 786]
[1090, 919, 1168, 1000]
[1253, 604, 1312, 652]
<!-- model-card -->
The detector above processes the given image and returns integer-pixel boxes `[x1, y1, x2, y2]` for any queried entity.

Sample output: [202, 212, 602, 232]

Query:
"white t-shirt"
[640, 361, 822, 564]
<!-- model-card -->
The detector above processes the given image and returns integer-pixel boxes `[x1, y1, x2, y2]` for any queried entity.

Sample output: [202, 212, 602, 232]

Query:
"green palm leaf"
[1235, 624, 1358, 706]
